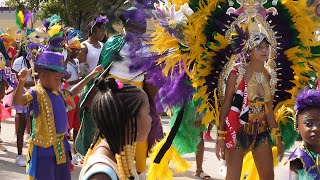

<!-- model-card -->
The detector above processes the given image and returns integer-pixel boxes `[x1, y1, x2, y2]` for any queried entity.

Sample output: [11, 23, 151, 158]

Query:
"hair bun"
[94, 77, 119, 92]
[105, 78, 119, 91]
[95, 77, 108, 91]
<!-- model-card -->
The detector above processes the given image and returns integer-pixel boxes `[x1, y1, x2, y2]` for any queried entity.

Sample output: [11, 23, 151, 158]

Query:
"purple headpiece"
[91, 15, 109, 33]
[34, 51, 69, 75]
[294, 89, 320, 115]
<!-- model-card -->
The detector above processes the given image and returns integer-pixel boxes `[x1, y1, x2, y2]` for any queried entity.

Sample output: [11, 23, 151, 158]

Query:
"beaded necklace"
[302, 145, 320, 173]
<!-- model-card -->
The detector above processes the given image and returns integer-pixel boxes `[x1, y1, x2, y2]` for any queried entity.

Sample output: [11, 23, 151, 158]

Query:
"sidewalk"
[0, 115, 298, 179]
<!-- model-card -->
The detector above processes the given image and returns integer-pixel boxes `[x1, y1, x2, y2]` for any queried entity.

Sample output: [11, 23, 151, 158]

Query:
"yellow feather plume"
[147, 133, 191, 180]
[17, 11, 24, 27]
[48, 24, 62, 37]
[169, 0, 190, 6]
[241, 147, 279, 180]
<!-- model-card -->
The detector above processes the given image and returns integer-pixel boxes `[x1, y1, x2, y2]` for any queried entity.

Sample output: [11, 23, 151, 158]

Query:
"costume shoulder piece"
[286, 146, 320, 178]
[218, 55, 246, 105]
[98, 34, 125, 68]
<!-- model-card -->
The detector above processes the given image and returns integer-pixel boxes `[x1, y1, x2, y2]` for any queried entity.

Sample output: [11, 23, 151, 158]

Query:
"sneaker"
[0, 137, 3, 143]
[72, 153, 84, 165]
[0, 144, 7, 152]
[16, 155, 27, 167]
[219, 160, 227, 177]
[24, 134, 31, 142]
[204, 132, 213, 141]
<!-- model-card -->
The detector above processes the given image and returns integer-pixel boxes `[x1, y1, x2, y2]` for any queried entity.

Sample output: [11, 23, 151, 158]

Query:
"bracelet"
[217, 136, 225, 140]
[217, 130, 227, 135]
[271, 127, 281, 137]
[271, 127, 282, 145]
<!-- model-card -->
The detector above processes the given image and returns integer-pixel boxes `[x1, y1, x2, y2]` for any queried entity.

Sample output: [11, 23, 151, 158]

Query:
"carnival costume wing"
[129, 0, 320, 179]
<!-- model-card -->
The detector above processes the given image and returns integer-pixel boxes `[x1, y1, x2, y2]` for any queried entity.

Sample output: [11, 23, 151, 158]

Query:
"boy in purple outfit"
[13, 50, 103, 180]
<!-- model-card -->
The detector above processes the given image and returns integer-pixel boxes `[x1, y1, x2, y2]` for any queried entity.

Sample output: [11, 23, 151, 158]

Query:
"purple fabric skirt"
[35, 151, 71, 180]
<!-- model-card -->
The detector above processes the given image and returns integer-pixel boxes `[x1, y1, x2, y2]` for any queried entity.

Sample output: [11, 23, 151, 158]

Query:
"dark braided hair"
[91, 77, 146, 155]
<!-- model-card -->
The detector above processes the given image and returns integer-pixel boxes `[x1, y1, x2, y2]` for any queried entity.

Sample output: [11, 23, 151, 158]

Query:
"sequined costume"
[24, 84, 72, 180]
[286, 145, 320, 179]
[234, 67, 273, 151]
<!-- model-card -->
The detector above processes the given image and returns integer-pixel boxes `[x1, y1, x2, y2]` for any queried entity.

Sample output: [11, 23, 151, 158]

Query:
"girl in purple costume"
[286, 89, 320, 179]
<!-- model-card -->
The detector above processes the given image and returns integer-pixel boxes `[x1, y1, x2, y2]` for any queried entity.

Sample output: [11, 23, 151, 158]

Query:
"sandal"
[195, 170, 211, 180]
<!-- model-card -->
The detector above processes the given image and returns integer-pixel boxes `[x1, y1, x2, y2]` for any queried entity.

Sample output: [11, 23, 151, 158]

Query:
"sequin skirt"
[235, 112, 271, 151]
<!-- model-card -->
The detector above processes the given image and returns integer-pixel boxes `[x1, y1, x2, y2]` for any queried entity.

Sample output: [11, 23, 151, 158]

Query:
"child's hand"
[92, 65, 104, 75]
[18, 68, 31, 82]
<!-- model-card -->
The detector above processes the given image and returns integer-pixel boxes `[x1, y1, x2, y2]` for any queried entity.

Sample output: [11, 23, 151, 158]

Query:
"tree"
[5, 0, 133, 34]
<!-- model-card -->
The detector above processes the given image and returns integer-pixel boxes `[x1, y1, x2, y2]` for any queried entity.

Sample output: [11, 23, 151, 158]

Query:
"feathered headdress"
[130, 0, 320, 179]
[42, 15, 65, 51]
[90, 15, 109, 33]
[226, 13, 277, 53]
[16, 10, 33, 30]
[64, 29, 84, 49]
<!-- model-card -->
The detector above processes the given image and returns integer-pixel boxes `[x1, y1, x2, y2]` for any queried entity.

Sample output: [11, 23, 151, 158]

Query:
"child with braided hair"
[79, 77, 151, 180]
[286, 89, 320, 179]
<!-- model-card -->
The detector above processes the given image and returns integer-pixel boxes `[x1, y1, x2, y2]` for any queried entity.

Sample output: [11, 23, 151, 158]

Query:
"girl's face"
[93, 27, 105, 41]
[298, 108, 320, 147]
[136, 93, 151, 142]
[250, 40, 270, 63]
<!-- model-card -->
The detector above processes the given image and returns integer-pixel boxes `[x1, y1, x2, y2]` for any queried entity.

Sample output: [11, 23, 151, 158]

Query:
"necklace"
[248, 64, 265, 84]
[302, 145, 318, 163]
[254, 72, 265, 84]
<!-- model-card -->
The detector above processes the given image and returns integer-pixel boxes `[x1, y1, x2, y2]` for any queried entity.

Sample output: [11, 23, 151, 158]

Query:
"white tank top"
[83, 41, 103, 71]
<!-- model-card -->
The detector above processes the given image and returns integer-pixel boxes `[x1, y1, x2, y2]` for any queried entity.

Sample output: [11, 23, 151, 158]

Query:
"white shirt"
[83, 41, 103, 71]
[66, 59, 80, 82]
[12, 56, 33, 82]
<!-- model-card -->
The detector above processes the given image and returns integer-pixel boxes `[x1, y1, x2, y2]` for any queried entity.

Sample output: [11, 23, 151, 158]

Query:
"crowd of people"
[0, 0, 319, 180]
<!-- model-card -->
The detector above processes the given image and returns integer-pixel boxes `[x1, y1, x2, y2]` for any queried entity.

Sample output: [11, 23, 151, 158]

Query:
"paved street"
[0, 113, 299, 179]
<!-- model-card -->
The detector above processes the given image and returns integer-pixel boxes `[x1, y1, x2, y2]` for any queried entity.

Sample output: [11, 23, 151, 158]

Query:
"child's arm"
[70, 65, 104, 96]
[68, 77, 82, 86]
[289, 160, 302, 180]
[13, 68, 31, 106]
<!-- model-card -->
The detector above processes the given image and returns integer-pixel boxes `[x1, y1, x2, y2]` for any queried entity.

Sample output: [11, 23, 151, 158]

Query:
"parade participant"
[286, 89, 320, 179]
[64, 30, 84, 165]
[12, 44, 33, 167]
[78, 16, 107, 76]
[76, 7, 163, 178]
[79, 77, 151, 180]
[13, 50, 103, 180]
[215, 17, 284, 179]
[0, 39, 18, 152]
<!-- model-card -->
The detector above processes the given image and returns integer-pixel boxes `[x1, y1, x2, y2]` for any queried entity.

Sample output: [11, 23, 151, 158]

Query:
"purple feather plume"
[23, 10, 33, 27]
[134, 0, 158, 9]
[42, 18, 50, 30]
[95, 15, 109, 25]
[123, 7, 147, 24]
